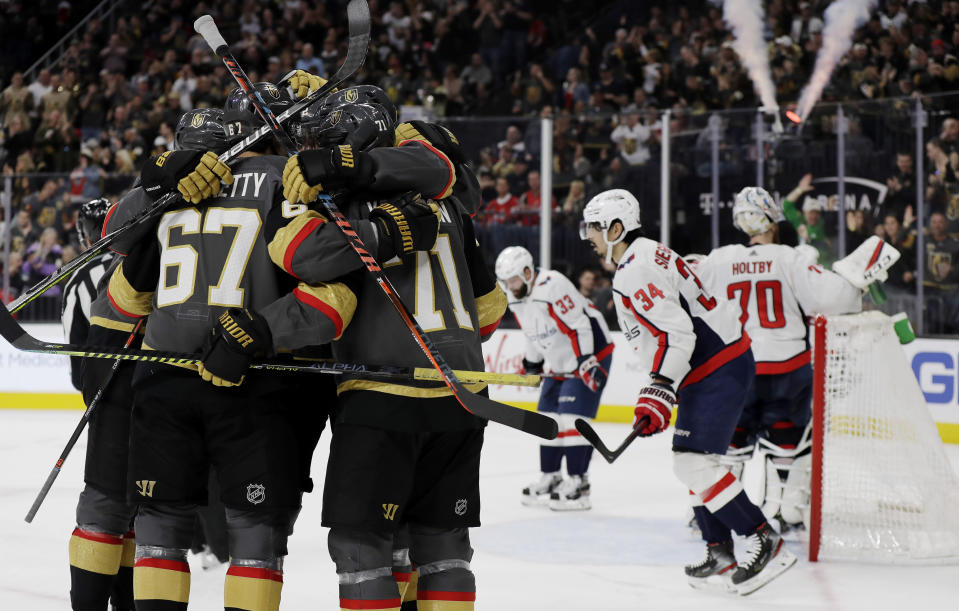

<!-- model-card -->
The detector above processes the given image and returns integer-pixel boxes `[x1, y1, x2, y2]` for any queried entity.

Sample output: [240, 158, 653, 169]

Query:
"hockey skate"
[521, 472, 562, 506]
[684, 540, 737, 592]
[730, 522, 797, 595]
[548, 475, 591, 511]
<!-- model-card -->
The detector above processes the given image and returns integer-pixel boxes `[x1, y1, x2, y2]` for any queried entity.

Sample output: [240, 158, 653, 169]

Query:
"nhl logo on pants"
[246, 483, 266, 505]
[454, 499, 468, 516]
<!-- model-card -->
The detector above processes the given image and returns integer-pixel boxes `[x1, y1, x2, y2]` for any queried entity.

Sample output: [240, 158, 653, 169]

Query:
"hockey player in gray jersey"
[107, 82, 353, 611]
[217, 99, 507, 611]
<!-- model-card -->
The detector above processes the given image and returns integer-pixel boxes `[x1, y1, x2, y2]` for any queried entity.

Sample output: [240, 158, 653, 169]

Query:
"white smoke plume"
[722, 0, 778, 112]
[796, 0, 878, 121]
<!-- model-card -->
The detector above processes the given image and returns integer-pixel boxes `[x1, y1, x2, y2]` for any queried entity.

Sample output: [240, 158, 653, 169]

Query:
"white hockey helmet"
[733, 186, 783, 236]
[580, 189, 642, 263]
[495, 246, 535, 297]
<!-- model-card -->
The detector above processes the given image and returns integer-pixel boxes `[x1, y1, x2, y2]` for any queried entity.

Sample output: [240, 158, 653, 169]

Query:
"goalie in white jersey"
[581, 189, 795, 595]
[495, 246, 614, 511]
[694, 187, 900, 534]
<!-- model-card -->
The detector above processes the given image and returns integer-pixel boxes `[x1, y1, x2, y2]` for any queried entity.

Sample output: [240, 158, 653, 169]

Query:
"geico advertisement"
[484, 329, 959, 424]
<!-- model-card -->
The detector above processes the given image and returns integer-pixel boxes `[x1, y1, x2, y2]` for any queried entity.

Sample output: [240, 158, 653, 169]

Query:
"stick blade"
[575, 418, 615, 462]
[458, 388, 558, 440]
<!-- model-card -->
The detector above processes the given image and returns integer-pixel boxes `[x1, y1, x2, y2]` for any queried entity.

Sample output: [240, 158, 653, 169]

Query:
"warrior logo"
[454, 499, 468, 516]
[246, 483, 266, 505]
[345, 88, 359, 103]
[330, 110, 342, 126]
[382, 503, 399, 520]
[135, 480, 156, 497]
[191, 113, 205, 128]
[266, 84, 280, 99]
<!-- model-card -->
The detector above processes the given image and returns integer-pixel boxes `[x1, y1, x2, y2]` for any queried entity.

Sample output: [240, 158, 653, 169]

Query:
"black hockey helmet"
[295, 102, 395, 151]
[77, 197, 111, 246]
[222, 82, 295, 144]
[174, 108, 229, 153]
[316, 85, 397, 123]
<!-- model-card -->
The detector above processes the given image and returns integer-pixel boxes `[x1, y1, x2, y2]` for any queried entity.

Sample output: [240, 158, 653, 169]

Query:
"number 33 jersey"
[696, 243, 861, 374]
[507, 270, 612, 375]
[612, 237, 749, 387]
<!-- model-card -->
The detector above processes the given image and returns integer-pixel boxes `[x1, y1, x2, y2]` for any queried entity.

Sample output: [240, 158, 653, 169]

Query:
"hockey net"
[809, 311, 959, 564]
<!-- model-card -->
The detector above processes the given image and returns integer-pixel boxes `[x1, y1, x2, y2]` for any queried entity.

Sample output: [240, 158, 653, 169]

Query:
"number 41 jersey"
[696, 243, 861, 374]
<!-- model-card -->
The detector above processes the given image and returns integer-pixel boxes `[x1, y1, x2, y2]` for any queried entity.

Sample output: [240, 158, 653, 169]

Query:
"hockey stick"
[7, 2, 371, 315]
[24, 318, 144, 523]
[574, 416, 650, 464]
[0, 308, 541, 386]
[196, 15, 556, 440]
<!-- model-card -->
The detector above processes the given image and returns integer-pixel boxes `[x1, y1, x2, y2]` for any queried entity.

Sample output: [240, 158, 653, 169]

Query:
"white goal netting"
[810, 311, 959, 564]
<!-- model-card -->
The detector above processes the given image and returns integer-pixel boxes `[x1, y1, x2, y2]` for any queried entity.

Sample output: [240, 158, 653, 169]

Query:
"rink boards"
[1, 324, 957, 443]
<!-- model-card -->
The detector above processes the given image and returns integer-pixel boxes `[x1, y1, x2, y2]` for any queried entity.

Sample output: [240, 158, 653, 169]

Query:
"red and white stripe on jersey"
[697, 243, 861, 371]
[507, 269, 613, 375]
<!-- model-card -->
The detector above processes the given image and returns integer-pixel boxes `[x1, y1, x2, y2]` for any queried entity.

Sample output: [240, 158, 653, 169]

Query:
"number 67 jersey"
[696, 242, 862, 375]
[612, 238, 750, 387]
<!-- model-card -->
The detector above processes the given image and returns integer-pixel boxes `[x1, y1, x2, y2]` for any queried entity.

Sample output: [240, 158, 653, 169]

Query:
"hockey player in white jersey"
[695, 187, 900, 534]
[580, 188, 795, 595]
[495, 246, 614, 510]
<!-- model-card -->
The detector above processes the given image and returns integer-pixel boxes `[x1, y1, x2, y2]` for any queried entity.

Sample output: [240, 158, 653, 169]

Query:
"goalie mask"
[580, 189, 641, 264]
[293, 101, 395, 151]
[495, 246, 535, 300]
[174, 108, 228, 153]
[733, 186, 783, 236]
[222, 82, 295, 145]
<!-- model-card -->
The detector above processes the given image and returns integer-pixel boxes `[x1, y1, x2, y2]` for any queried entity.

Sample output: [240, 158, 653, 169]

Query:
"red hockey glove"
[634, 383, 676, 435]
[576, 354, 608, 392]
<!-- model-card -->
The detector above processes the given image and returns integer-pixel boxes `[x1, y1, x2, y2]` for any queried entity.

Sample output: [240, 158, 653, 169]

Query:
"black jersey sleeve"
[101, 185, 151, 256]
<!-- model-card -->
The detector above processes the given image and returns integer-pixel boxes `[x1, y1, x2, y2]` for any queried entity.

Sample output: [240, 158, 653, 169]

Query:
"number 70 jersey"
[612, 237, 749, 386]
[695, 243, 861, 373]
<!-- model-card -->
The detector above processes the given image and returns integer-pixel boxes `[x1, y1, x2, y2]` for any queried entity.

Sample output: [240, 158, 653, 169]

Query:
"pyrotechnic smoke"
[722, 0, 778, 112]
[796, 0, 878, 120]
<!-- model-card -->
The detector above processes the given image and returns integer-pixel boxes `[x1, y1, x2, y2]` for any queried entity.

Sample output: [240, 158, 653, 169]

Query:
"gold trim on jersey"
[393, 122, 456, 199]
[475, 285, 508, 332]
[90, 316, 143, 333]
[335, 378, 487, 398]
[267, 210, 329, 271]
[108, 263, 155, 317]
[294, 281, 358, 340]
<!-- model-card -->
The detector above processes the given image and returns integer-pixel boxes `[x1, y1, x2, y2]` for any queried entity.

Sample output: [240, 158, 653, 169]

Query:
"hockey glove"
[300, 144, 375, 190]
[519, 358, 544, 376]
[634, 383, 676, 436]
[282, 154, 323, 204]
[369, 192, 441, 258]
[284, 69, 328, 99]
[576, 354, 608, 392]
[197, 308, 274, 387]
[832, 235, 901, 289]
[141, 151, 233, 204]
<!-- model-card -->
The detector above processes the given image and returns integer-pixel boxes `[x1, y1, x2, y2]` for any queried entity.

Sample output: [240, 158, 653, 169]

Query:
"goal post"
[809, 311, 959, 564]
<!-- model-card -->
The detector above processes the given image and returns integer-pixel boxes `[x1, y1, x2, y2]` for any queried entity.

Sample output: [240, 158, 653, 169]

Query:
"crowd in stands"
[1, 0, 958, 330]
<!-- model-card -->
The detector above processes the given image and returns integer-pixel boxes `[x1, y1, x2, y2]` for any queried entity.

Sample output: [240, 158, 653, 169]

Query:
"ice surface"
[2, 410, 957, 610]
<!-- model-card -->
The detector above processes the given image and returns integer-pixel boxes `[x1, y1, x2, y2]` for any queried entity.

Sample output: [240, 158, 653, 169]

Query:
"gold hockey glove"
[141, 150, 233, 204]
[286, 69, 328, 99]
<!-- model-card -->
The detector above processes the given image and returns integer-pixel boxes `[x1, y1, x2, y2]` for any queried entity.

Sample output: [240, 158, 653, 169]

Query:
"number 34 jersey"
[507, 270, 613, 375]
[696, 243, 861, 374]
[612, 237, 749, 387]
